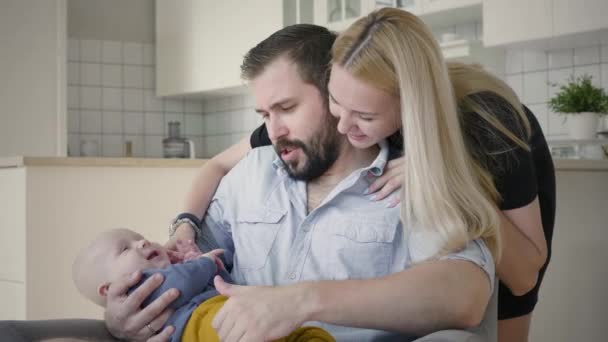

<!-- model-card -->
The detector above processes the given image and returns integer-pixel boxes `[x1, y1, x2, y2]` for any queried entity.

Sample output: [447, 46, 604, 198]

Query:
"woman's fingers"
[147, 325, 174, 342]
[367, 163, 404, 201]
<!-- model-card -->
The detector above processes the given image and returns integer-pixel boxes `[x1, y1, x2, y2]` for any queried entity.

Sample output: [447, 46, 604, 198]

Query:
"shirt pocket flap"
[236, 207, 286, 224]
[337, 213, 399, 243]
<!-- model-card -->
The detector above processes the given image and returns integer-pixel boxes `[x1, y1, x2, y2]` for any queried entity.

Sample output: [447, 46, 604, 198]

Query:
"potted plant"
[548, 74, 608, 139]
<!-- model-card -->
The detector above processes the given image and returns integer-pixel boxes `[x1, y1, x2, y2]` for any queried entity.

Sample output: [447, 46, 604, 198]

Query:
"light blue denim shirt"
[201, 142, 495, 342]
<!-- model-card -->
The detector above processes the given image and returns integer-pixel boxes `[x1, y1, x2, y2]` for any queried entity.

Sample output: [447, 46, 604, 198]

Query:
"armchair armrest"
[0, 319, 118, 342]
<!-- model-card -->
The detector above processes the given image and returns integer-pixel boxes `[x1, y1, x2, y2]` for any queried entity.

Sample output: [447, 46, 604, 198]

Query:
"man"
[104, 24, 494, 342]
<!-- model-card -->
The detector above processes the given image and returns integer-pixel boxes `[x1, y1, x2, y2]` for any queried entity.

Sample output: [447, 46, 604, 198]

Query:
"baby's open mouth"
[147, 251, 159, 260]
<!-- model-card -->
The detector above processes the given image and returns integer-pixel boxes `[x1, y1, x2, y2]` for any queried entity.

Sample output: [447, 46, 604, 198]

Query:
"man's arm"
[306, 259, 491, 334]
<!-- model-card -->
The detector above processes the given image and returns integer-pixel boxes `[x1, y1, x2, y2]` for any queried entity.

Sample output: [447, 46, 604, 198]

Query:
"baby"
[72, 228, 334, 342]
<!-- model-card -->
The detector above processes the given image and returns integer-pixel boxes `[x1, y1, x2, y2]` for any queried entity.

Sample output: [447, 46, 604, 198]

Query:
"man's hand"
[211, 276, 310, 342]
[104, 271, 179, 341]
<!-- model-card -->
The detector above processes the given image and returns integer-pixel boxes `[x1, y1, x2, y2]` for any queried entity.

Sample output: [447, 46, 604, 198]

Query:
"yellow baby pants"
[181, 295, 335, 342]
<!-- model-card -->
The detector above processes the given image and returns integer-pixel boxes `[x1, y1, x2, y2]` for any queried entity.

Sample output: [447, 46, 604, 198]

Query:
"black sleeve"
[463, 93, 538, 211]
[250, 123, 272, 148]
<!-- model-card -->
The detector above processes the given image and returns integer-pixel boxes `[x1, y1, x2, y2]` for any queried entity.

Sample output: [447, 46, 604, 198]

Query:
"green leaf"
[547, 74, 608, 115]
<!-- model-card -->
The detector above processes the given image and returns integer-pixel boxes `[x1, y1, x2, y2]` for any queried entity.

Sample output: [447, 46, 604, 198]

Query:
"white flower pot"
[567, 112, 599, 140]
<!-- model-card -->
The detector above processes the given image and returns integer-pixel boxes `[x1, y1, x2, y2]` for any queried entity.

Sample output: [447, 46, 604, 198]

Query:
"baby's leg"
[181, 295, 227, 342]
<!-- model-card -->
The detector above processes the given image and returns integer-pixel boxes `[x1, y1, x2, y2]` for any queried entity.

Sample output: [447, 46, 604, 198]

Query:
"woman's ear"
[97, 282, 111, 297]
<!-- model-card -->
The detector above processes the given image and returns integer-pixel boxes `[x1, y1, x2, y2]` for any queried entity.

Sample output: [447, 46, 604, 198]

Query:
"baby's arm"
[132, 256, 218, 309]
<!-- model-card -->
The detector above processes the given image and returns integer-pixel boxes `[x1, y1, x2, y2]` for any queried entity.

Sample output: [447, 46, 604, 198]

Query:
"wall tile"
[602, 64, 608, 91]
[187, 136, 204, 158]
[165, 98, 185, 113]
[68, 86, 79, 109]
[102, 111, 123, 134]
[505, 74, 523, 99]
[124, 65, 144, 88]
[68, 39, 80, 62]
[144, 90, 164, 112]
[229, 110, 245, 132]
[203, 98, 219, 113]
[574, 64, 601, 86]
[123, 42, 143, 65]
[101, 64, 122, 87]
[203, 113, 217, 135]
[143, 67, 155, 89]
[68, 110, 80, 133]
[506, 49, 524, 75]
[80, 110, 102, 134]
[80, 40, 101, 63]
[144, 136, 163, 158]
[80, 63, 101, 86]
[102, 135, 124, 157]
[68, 134, 80, 156]
[548, 68, 574, 99]
[574, 46, 600, 66]
[548, 49, 573, 69]
[602, 45, 608, 63]
[523, 71, 548, 104]
[145, 112, 164, 135]
[454, 23, 476, 41]
[527, 103, 549, 134]
[124, 112, 145, 135]
[185, 100, 203, 114]
[123, 88, 144, 111]
[102, 87, 123, 110]
[67, 62, 79, 85]
[143, 44, 155, 66]
[523, 50, 547, 72]
[548, 110, 568, 136]
[185, 114, 204, 136]
[81, 87, 102, 109]
[102, 41, 122, 64]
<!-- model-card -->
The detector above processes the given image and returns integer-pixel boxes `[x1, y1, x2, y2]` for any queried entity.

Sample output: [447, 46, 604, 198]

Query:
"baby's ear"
[97, 282, 111, 297]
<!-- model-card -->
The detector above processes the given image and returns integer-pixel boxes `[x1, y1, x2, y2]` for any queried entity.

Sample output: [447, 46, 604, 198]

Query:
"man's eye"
[281, 106, 295, 112]
[359, 115, 373, 122]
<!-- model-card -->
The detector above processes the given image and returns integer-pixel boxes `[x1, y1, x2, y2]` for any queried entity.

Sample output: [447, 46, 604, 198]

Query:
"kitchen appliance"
[163, 121, 195, 159]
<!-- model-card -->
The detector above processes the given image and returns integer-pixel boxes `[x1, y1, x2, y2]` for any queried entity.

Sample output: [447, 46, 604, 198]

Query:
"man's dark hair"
[241, 24, 337, 99]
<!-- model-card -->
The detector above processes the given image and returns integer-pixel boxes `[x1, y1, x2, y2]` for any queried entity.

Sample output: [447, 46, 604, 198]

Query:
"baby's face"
[96, 229, 171, 282]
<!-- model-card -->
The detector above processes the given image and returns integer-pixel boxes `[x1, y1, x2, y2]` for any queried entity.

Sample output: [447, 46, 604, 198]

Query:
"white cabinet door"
[553, 0, 608, 37]
[483, 0, 553, 46]
[314, 0, 374, 32]
[421, 0, 480, 14]
[156, 0, 283, 96]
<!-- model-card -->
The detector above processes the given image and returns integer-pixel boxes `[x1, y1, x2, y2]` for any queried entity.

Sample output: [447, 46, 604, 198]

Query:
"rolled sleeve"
[440, 239, 496, 294]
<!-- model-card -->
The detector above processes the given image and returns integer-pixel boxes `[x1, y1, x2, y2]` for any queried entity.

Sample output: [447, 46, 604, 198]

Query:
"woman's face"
[328, 64, 401, 149]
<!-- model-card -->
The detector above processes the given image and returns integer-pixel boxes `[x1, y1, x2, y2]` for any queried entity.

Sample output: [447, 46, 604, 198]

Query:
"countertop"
[0, 157, 207, 168]
[1, 156, 608, 171]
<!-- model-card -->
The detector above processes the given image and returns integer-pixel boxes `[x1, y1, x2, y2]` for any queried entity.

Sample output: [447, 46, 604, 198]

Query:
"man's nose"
[267, 117, 288, 141]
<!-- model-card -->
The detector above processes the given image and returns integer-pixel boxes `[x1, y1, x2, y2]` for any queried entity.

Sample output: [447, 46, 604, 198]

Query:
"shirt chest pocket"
[234, 207, 285, 271]
[325, 213, 400, 279]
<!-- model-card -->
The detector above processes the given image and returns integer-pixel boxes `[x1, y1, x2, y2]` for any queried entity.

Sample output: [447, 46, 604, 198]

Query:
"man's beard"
[274, 114, 342, 181]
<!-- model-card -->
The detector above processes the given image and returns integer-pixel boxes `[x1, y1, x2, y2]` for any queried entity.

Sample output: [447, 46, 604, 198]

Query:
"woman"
[169, 8, 554, 342]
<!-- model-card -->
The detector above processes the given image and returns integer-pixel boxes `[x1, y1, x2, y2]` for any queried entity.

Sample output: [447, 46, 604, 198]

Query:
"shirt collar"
[271, 139, 390, 177]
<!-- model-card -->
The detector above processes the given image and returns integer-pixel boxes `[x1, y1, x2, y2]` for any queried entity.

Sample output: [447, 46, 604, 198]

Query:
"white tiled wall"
[504, 38, 608, 139]
[200, 94, 264, 157]
[67, 39, 205, 158]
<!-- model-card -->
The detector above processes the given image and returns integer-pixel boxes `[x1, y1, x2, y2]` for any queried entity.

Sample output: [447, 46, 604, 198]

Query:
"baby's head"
[72, 228, 171, 307]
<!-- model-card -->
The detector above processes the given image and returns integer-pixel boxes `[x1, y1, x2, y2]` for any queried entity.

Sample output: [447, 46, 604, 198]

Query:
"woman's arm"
[166, 136, 251, 249]
[497, 197, 548, 295]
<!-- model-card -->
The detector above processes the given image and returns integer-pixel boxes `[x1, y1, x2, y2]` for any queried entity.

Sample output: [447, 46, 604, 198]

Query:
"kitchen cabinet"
[421, 0, 481, 14]
[483, 0, 553, 46]
[553, 0, 608, 37]
[156, 0, 286, 96]
[484, 0, 608, 47]
[314, 0, 374, 32]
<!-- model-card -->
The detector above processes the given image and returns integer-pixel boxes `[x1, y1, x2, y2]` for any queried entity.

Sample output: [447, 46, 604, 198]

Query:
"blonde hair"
[332, 8, 530, 261]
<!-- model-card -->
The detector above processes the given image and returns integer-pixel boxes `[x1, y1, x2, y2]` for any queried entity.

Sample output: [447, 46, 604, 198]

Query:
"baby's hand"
[201, 249, 225, 272]
[176, 239, 203, 261]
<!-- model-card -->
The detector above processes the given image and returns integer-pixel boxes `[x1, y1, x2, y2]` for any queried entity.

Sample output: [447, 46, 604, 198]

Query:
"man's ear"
[97, 282, 111, 297]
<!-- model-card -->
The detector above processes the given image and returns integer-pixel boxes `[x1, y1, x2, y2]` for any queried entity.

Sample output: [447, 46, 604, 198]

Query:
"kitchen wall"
[504, 38, 608, 138]
[66, 38, 206, 158]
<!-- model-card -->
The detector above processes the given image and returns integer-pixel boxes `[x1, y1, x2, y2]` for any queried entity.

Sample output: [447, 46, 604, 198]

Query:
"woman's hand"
[104, 271, 179, 341]
[367, 156, 404, 207]
[165, 223, 196, 251]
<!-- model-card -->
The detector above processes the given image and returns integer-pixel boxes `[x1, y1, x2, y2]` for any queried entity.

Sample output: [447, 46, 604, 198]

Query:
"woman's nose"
[336, 112, 353, 135]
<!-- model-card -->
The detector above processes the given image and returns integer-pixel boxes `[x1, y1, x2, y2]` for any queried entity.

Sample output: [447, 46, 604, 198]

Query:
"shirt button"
[289, 273, 297, 280]
[302, 224, 310, 232]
